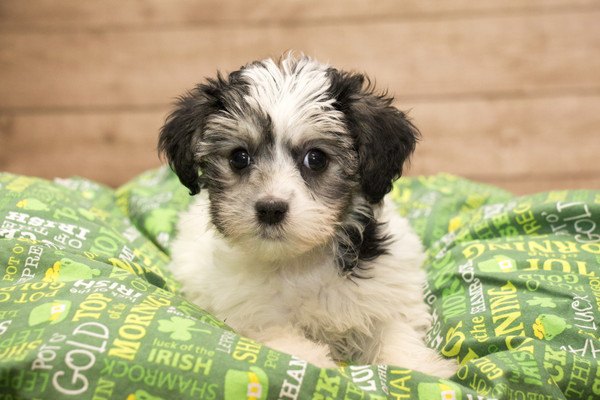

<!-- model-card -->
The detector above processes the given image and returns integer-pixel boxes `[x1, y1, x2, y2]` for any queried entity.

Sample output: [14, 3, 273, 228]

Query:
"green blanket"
[1, 168, 599, 399]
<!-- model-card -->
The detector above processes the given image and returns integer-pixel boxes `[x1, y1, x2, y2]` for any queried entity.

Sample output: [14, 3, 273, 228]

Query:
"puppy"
[159, 55, 457, 376]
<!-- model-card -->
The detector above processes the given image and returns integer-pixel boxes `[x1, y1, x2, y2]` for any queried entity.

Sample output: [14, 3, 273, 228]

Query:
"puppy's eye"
[303, 149, 328, 171]
[229, 149, 251, 170]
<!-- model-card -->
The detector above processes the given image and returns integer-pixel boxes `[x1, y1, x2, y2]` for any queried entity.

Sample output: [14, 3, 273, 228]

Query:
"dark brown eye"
[303, 149, 327, 171]
[230, 149, 251, 170]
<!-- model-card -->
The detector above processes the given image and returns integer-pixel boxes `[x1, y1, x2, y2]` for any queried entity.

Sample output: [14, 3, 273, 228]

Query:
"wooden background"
[1, 1, 599, 194]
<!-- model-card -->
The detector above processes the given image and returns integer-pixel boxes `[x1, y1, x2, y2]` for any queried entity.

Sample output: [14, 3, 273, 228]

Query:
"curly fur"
[159, 54, 457, 376]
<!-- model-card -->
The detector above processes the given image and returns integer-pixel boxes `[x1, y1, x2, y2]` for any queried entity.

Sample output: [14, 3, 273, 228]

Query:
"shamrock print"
[157, 316, 211, 341]
[526, 297, 557, 308]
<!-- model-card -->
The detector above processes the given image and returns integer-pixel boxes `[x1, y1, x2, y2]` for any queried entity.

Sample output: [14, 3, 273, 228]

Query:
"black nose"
[255, 198, 288, 225]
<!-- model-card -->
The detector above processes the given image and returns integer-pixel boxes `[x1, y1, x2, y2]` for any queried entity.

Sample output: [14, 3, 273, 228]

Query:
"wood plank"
[476, 174, 600, 194]
[1, 0, 598, 30]
[406, 94, 600, 178]
[0, 110, 165, 185]
[0, 11, 598, 111]
[2, 95, 599, 194]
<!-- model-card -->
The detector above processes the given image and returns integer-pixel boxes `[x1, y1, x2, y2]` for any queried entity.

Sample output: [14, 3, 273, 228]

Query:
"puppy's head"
[159, 55, 419, 268]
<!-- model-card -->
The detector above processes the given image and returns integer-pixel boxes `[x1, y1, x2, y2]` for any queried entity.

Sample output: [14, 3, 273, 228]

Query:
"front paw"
[380, 346, 459, 378]
[261, 334, 337, 368]
[299, 345, 338, 369]
[420, 355, 459, 378]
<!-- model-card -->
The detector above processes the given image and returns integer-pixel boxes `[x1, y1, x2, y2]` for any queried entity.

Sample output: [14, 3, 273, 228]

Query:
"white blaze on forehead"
[241, 57, 347, 145]
[203, 109, 264, 154]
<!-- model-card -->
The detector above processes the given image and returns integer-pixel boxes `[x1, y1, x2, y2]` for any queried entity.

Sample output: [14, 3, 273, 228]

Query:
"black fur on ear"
[327, 69, 420, 204]
[158, 74, 230, 195]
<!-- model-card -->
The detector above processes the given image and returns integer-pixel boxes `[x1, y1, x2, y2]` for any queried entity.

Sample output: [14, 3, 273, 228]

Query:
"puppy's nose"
[255, 198, 288, 225]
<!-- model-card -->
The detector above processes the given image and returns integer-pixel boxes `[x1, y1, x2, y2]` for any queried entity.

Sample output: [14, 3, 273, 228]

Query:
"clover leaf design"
[157, 316, 211, 341]
[526, 297, 557, 308]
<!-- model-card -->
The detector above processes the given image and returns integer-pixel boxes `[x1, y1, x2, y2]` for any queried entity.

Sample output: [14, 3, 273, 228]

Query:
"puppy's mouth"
[256, 224, 287, 241]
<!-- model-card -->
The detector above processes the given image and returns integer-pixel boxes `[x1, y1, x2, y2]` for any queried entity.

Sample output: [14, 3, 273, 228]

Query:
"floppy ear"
[158, 78, 225, 195]
[328, 70, 420, 203]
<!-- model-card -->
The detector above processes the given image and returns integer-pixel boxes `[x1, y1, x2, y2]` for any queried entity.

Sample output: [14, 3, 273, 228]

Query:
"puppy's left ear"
[328, 70, 420, 204]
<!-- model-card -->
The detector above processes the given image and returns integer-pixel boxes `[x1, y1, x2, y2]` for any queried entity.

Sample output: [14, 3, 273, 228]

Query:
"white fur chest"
[170, 195, 426, 339]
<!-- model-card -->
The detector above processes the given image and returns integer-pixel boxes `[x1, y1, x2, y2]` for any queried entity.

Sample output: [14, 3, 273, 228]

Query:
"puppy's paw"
[379, 346, 459, 378]
[266, 339, 337, 368]
[258, 327, 337, 369]
[296, 345, 338, 369]
[419, 354, 460, 378]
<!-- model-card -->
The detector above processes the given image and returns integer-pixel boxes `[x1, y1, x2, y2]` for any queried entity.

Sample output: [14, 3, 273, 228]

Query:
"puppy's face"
[160, 56, 419, 266]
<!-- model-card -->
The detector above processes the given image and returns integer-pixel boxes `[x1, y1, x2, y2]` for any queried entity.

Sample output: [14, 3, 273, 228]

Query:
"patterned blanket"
[0, 167, 598, 399]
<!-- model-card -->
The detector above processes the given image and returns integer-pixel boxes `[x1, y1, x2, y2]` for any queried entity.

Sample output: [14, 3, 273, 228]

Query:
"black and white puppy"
[159, 55, 457, 376]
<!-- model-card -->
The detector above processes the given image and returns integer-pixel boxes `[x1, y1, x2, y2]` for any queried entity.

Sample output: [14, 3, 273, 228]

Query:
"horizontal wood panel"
[408, 94, 600, 177]
[1, 0, 598, 30]
[0, 111, 164, 185]
[1, 2, 598, 195]
[0, 11, 599, 110]
[2, 95, 598, 193]
[477, 174, 600, 194]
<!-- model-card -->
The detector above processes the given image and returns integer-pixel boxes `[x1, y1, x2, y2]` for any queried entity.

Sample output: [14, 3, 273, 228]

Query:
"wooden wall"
[1, 1, 599, 194]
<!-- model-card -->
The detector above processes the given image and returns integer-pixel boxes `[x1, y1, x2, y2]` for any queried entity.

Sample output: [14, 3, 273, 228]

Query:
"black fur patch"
[335, 207, 391, 278]
[326, 68, 420, 204]
[158, 71, 252, 195]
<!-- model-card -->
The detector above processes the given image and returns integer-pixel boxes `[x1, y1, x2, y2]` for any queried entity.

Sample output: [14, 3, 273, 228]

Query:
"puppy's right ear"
[158, 78, 224, 195]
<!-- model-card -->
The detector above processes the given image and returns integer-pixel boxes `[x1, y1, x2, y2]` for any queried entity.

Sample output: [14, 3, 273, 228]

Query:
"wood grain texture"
[1, 0, 597, 30]
[0, 1, 598, 193]
[2, 95, 598, 193]
[0, 110, 164, 184]
[408, 95, 600, 178]
[478, 175, 600, 194]
[0, 11, 599, 110]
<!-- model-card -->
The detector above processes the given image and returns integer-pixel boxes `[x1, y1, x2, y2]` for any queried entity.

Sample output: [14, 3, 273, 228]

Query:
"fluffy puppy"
[159, 55, 457, 376]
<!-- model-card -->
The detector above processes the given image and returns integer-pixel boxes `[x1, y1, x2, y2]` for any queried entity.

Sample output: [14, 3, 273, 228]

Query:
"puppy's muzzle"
[255, 198, 288, 225]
